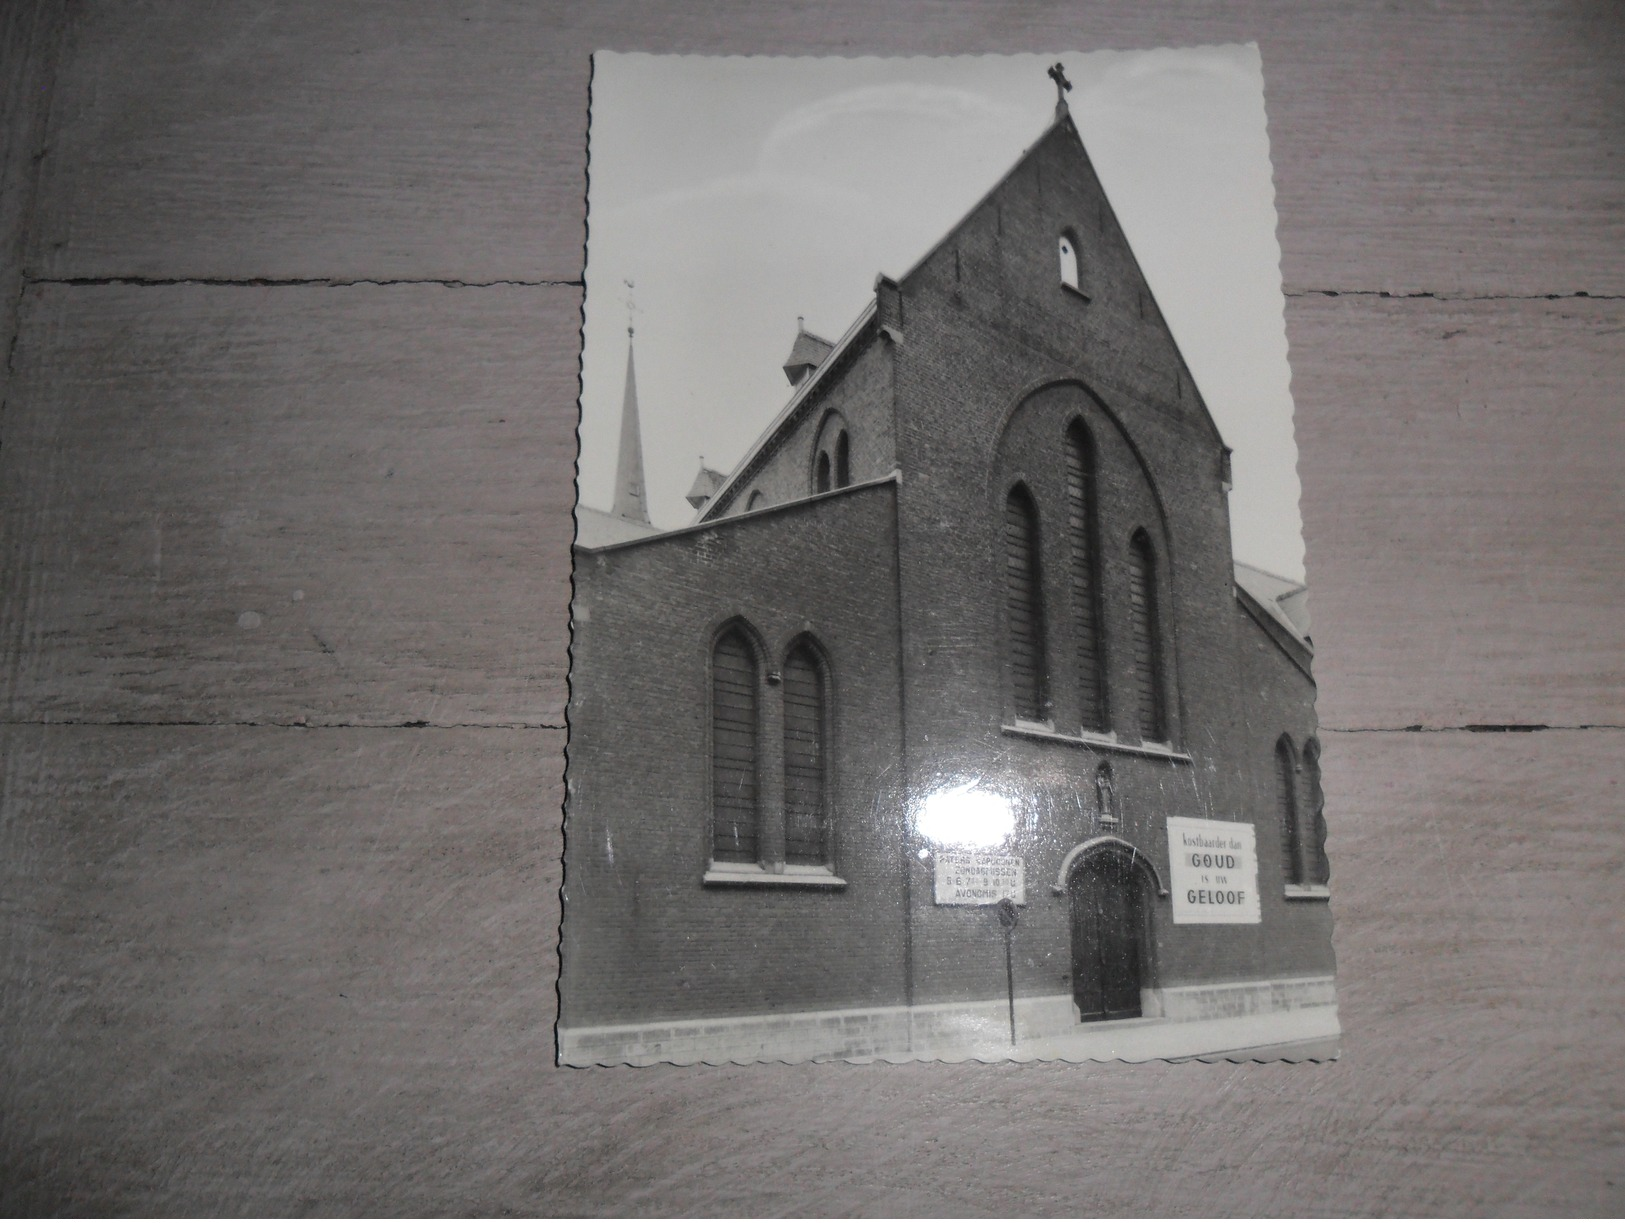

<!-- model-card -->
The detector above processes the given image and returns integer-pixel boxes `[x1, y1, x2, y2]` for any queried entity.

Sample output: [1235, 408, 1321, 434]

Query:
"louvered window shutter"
[1005, 487, 1047, 721]
[711, 631, 759, 862]
[1128, 532, 1166, 741]
[1277, 739, 1301, 884]
[1306, 740, 1329, 885]
[782, 645, 826, 865]
[1067, 427, 1105, 730]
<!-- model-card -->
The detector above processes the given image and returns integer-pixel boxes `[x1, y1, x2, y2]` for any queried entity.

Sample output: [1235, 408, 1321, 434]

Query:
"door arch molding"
[1051, 835, 1169, 897]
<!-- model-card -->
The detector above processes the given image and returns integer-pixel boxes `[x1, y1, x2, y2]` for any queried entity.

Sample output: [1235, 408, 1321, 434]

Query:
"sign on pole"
[1166, 816, 1261, 924]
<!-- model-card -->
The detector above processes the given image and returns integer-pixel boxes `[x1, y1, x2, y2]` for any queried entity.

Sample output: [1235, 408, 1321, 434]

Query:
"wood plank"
[26, 2, 1622, 294]
[0, 282, 579, 726]
[0, 0, 65, 410]
[3, 726, 1618, 1215]
[30, 0, 588, 284]
[1266, 1, 1625, 295]
[0, 723, 562, 1215]
[1291, 294, 1625, 729]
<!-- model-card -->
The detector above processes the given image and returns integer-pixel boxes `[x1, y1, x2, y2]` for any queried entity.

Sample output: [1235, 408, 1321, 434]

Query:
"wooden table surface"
[1, 2, 1621, 1215]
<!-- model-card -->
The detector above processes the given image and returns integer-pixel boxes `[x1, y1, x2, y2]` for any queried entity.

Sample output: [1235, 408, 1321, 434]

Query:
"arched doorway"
[1068, 851, 1146, 1021]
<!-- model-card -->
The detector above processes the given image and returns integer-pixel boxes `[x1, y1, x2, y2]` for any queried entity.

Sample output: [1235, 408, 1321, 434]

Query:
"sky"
[578, 48, 1306, 583]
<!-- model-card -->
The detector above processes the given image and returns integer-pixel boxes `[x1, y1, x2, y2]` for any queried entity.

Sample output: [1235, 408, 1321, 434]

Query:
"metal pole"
[1004, 923, 1016, 1047]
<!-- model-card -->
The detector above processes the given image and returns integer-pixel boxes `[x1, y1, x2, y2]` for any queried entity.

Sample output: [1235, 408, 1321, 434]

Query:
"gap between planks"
[0, 718, 566, 730]
[1288, 289, 1621, 301]
[19, 280, 1617, 299]
[24, 275, 583, 289]
[0, 719, 1614, 734]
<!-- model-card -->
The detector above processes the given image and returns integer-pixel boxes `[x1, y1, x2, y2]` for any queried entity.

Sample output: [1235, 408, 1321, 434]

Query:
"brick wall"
[562, 483, 907, 1027]
[1233, 600, 1335, 979]
[705, 329, 896, 518]
[887, 118, 1328, 1003]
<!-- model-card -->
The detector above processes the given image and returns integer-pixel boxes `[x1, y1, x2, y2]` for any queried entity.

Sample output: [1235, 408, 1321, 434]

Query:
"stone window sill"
[1283, 884, 1331, 901]
[704, 863, 847, 889]
[1001, 723, 1192, 764]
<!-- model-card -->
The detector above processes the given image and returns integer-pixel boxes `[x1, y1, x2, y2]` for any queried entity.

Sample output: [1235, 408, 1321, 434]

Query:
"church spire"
[611, 325, 650, 525]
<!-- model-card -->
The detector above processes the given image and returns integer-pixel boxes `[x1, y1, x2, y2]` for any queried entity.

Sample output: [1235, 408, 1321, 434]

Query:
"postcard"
[561, 49, 1336, 1065]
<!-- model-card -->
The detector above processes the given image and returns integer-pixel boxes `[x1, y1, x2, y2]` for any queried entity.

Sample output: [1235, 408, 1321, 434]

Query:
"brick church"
[562, 80, 1336, 1065]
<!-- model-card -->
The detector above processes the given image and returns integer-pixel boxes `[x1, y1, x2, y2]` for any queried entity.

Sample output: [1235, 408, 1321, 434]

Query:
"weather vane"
[623, 277, 638, 338]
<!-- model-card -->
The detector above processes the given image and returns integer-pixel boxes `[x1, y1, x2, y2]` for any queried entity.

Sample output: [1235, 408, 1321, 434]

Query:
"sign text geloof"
[934, 852, 1025, 906]
[1167, 816, 1261, 924]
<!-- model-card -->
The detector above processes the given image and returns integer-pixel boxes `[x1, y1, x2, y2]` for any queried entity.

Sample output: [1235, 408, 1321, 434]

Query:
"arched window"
[1005, 484, 1048, 722]
[1277, 736, 1302, 885]
[711, 628, 760, 863]
[1304, 738, 1329, 885]
[745, 490, 764, 511]
[811, 410, 852, 497]
[1067, 422, 1106, 731]
[1127, 529, 1167, 742]
[782, 641, 828, 865]
[1059, 232, 1080, 291]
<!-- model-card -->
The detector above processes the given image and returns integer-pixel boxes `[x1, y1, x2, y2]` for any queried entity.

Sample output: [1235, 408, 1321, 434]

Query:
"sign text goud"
[1167, 816, 1261, 924]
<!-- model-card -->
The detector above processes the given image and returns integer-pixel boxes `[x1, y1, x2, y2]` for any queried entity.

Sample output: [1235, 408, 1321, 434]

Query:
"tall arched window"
[1127, 529, 1167, 741]
[1059, 232, 1080, 291]
[814, 452, 831, 494]
[711, 628, 760, 863]
[834, 431, 851, 488]
[782, 641, 828, 865]
[1005, 484, 1048, 722]
[1304, 737, 1329, 885]
[1067, 422, 1106, 731]
[1277, 735, 1302, 885]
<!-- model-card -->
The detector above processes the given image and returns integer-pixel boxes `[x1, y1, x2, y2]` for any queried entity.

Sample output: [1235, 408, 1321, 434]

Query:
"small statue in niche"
[1094, 763, 1117, 829]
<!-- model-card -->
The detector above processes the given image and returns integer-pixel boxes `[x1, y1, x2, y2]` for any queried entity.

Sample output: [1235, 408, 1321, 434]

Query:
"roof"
[698, 99, 1232, 523]
[892, 109, 1227, 452]
[684, 465, 727, 509]
[782, 328, 835, 383]
[1233, 560, 1310, 646]
[696, 300, 879, 523]
[575, 504, 663, 549]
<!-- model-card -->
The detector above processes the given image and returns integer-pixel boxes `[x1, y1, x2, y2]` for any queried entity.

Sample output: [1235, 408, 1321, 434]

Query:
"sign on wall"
[934, 852, 1025, 906]
[1167, 817, 1261, 924]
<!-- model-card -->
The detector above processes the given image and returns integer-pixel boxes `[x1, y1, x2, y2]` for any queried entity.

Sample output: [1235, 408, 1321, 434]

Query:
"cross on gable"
[1047, 61, 1073, 107]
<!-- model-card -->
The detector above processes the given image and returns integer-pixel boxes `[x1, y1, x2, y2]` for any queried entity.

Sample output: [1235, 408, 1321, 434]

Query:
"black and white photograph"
[561, 48, 1337, 1066]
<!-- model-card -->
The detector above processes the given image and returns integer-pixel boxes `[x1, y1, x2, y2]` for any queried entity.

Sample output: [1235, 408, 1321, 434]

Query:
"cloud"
[759, 82, 1028, 168]
[594, 169, 871, 231]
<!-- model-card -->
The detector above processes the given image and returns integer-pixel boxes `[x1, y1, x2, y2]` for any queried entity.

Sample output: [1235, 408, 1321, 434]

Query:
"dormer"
[781, 318, 835, 388]
[685, 461, 727, 511]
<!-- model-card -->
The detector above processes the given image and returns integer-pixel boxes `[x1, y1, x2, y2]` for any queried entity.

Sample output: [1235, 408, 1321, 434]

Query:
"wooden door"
[1070, 854, 1143, 1022]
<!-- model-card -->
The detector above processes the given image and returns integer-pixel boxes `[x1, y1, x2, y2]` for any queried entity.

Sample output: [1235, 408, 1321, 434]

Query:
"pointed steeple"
[611, 328, 650, 525]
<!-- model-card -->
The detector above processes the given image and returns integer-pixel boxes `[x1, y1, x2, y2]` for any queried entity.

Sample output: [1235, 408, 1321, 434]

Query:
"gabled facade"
[561, 109, 1336, 1066]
